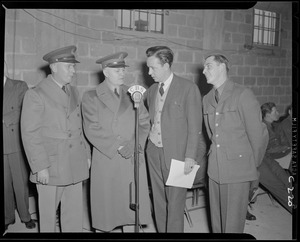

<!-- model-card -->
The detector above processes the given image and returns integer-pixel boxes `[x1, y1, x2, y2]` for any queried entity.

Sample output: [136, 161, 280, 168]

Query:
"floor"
[2, 187, 294, 240]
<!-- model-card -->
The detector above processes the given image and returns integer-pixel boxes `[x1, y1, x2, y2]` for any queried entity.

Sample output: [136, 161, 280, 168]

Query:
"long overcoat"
[81, 81, 152, 232]
[21, 75, 90, 185]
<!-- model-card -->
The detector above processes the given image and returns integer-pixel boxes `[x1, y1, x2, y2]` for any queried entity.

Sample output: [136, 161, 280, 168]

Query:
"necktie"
[62, 85, 69, 96]
[114, 88, 120, 98]
[215, 89, 219, 103]
[159, 83, 164, 96]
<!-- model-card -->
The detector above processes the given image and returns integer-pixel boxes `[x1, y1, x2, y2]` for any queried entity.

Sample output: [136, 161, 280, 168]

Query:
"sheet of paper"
[275, 152, 292, 169]
[166, 159, 200, 189]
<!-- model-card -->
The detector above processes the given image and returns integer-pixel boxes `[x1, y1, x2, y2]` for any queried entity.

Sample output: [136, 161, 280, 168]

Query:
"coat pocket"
[226, 149, 251, 161]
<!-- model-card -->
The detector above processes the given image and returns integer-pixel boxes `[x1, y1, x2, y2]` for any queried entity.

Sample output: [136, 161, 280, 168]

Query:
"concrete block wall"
[4, 4, 292, 115]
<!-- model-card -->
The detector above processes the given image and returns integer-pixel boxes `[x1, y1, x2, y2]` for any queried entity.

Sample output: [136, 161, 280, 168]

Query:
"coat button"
[11, 128, 14, 131]
[68, 133, 72, 137]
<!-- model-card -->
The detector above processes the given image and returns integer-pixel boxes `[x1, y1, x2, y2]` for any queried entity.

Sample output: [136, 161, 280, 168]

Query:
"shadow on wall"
[140, 61, 155, 89]
[39, 64, 51, 79]
[196, 66, 212, 97]
[92, 71, 105, 85]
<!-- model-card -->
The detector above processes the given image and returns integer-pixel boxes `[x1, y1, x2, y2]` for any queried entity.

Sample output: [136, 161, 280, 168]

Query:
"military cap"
[96, 52, 129, 68]
[43, 45, 79, 64]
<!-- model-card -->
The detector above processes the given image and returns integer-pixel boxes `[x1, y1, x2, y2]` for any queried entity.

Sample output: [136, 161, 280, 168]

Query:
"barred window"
[117, 9, 164, 34]
[253, 8, 281, 47]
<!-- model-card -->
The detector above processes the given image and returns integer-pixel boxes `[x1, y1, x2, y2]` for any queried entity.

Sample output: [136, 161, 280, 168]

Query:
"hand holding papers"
[166, 159, 200, 189]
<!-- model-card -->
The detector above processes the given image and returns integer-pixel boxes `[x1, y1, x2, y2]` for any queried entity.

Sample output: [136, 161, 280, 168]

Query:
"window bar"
[132, 10, 135, 31]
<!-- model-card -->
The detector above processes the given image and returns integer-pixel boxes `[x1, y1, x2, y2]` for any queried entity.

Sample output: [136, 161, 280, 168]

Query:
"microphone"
[128, 85, 146, 108]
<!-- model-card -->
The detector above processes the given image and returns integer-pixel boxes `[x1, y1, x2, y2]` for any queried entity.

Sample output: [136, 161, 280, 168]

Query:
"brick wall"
[4, 4, 293, 115]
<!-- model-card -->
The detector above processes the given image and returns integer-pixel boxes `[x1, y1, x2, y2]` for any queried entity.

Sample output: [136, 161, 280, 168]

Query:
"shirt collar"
[160, 72, 173, 90]
[215, 79, 227, 96]
[50, 75, 63, 88]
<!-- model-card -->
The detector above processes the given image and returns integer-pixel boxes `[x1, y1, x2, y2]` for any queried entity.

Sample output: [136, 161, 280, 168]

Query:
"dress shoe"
[246, 210, 256, 221]
[22, 219, 36, 229]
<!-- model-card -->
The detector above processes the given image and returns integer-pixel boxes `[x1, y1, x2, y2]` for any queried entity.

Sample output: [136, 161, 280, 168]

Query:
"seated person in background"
[275, 104, 293, 173]
[255, 102, 292, 214]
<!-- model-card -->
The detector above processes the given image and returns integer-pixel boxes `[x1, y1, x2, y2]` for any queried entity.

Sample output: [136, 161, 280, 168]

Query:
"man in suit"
[145, 46, 206, 232]
[202, 52, 269, 233]
[21, 46, 91, 232]
[3, 68, 36, 230]
[82, 52, 152, 232]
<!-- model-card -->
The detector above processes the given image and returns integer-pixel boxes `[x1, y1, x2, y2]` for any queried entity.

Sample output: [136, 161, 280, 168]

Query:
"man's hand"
[37, 168, 49, 185]
[118, 140, 135, 159]
[184, 157, 197, 175]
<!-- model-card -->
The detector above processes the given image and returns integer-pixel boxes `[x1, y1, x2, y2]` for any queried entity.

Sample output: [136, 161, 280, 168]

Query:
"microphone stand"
[129, 99, 140, 232]
[133, 103, 140, 233]
[128, 85, 146, 233]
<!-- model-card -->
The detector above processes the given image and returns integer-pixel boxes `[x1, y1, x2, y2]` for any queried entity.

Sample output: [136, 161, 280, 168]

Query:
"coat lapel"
[163, 75, 179, 113]
[149, 83, 159, 122]
[40, 76, 69, 108]
[206, 88, 217, 109]
[96, 81, 119, 113]
[67, 85, 79, 117]
[117, 85, 132, 117]
[218, 80, 234, 105]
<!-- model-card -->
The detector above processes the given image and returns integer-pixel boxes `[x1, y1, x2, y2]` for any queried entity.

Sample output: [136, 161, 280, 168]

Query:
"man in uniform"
[21, 45, 91, 232]
[202, 52, 268, 233]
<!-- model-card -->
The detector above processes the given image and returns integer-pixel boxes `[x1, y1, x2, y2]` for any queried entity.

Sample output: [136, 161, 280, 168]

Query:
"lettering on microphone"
[128, 85, 146, 108]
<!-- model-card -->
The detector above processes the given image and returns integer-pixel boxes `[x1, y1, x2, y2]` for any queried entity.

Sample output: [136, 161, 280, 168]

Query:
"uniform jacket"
[263, 121, 291, 160]
[275, 116, 292, 148]
[20, 75, 90, 186]
[3, 77, 28, 154]
[146, 74, 205, 170]
[203, 80, 269, 184]
[81, 81, 152, 231]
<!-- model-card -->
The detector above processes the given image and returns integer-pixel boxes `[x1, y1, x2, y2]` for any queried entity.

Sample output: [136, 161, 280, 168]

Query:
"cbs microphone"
[128, 85, 146, 108]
